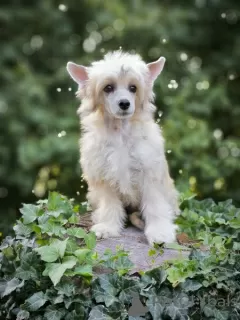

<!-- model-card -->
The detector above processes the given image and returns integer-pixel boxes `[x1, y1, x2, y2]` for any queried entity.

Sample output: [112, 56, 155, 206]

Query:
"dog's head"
[66, 50, 165, 119]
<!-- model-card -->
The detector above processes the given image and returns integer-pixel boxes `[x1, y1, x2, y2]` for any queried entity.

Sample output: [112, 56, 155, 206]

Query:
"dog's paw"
[90, 223, 121, 239]
[145, 220, 177, 245]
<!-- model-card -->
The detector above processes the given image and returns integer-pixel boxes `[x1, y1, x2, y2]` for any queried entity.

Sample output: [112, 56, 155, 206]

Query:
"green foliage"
[0, 192, 240, 319]
[0, 192, 135, 319]
[1, 0, 240, 236]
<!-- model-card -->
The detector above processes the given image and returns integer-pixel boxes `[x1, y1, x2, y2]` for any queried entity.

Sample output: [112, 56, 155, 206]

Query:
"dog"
[66, 50, 179, 244]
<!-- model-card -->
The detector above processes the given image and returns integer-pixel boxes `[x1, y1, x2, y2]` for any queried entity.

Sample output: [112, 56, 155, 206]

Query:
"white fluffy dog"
[67, 50, 179, 244]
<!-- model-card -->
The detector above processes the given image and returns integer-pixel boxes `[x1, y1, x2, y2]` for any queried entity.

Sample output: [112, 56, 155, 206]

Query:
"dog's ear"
[147, 57, 166, 82]
[66, 62, 88, 86]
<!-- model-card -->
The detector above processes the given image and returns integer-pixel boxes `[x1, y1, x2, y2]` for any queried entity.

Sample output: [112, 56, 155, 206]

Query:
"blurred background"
[0, 0, 240, 235]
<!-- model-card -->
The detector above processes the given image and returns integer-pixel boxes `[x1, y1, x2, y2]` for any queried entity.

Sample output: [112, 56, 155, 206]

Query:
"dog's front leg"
[141, 182, 177, 245]
[89, 183, 125, 239]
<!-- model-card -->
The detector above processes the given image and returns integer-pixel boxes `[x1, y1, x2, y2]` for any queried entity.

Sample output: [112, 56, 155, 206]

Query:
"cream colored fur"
[66, 50, 179, 244]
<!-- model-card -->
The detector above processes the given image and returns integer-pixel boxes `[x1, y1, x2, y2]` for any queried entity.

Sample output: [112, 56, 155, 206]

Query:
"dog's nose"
[119, 99, 130, 110]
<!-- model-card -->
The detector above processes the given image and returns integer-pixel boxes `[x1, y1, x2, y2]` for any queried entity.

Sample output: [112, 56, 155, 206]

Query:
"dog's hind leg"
[89, 182, 126, 239]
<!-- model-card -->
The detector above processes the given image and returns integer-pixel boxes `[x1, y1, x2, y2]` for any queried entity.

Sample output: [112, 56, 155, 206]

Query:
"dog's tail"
[129, 211, 145, 230]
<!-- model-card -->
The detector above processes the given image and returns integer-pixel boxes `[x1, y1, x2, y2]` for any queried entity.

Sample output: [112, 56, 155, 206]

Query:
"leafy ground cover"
[0, 192, 239, 319]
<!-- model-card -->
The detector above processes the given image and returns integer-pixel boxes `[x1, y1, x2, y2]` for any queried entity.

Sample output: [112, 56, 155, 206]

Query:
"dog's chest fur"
[81, 117, 165, 206]
[105, 126, 143, 194]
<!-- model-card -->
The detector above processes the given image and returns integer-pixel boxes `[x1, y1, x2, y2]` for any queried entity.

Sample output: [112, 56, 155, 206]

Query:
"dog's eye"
[104, 84, 114, 93]
[129, 85, 137, 93]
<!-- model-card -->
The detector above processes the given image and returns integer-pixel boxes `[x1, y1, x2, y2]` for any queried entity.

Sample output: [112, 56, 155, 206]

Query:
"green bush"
[1, 0, 240, 232]
[0, 192, 239, 319]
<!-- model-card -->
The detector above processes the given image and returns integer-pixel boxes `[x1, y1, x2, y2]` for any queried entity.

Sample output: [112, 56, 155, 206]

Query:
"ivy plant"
[0, 192, 239, 319]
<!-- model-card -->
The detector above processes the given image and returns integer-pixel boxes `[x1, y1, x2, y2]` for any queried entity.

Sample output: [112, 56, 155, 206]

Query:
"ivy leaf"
[51, 238, 69, 258]
[43, 256, 77, 286]
[143, 269, 167, 287]
[181, 279, 202, 292]
[68, 213, 79, 224]
[91, 279, 105, 304]
[66, 227, 86, 238]
[148, 248, 157, 256]
[166, 260, 197, 287]
[1, 278, 24, 297]
[108, 301, 128, 319]
[64, 296, 91, 310]
[47, 192, 65, 211]
[74, 248, 91, 263]
[20, 204, 40, 224]
[15, 252, 39, 280]
[91, 281, 119, 310]
[88, 303, 128, 320]
[35, 245, 59, 262]
[37, 199, 48, 205]
[65, 309, 86, 320]
[88, 305, 111, 320]
[172, 291, 191, 310]
[213, 309, 229, 320]
[79, 202, 88, 214]
[104, 293, 119, 308]
[202, 304, 215, 317]
[15, 265, 38, 281]
[98, 274, 120, 297]
[215, 218, 228, 225]
[13, 221, 32, 238]
[65, 239, 79, 254]
[233, 242, 240, 251]
[47, 192, 72, 219]
[55, 282, 75, 297]
[146, 295, 164, 319]
[2, 246, 14, 259]
[0, 236, 14, 249]
[16, 310, 30, 320]
[84, 232, 96, 250]
[35, 238, 68, 262]
[72, 265, 92, 277]
[118, 278, 139, 304]
[44, 306, 66, 320]
[96, 274, 121, 307]
[39, 221, 66, 237]
[53, 295, 64, 304]
[106, 255, 134, 274]
[46, 210, 64, 218]
[229, 219, 240, 229]
[23, 291, 47, 311]
[162, 303, 183, 319]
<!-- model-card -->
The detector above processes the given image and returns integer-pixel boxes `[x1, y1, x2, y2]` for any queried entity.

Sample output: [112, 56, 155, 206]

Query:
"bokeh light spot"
[30, 35, 43, 50]
[213, 129, 223, 140]
[113, 19, 125, 31]
[58, 4, 68, 12]
[83, 38, 96, 53]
